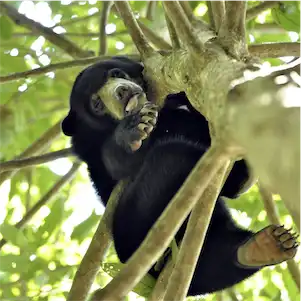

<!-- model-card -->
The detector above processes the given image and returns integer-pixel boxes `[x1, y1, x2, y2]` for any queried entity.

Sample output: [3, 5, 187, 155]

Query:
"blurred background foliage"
[0, 1, 300, 301]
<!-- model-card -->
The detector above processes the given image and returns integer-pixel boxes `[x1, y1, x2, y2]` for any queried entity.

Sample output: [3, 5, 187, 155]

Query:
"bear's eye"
[90, 94, 105, 115]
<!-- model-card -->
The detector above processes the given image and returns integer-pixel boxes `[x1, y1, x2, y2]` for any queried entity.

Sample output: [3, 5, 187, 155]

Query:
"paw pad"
[237, 224, 299, 267]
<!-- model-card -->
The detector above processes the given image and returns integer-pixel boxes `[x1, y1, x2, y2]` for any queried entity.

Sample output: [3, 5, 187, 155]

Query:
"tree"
[0, 1, 299, 301]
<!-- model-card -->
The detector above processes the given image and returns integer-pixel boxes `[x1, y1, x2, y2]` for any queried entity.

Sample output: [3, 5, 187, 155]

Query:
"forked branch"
[91, 146, 228, 300]
[218, 1, 248, 59]
[114, 1, 154, 58]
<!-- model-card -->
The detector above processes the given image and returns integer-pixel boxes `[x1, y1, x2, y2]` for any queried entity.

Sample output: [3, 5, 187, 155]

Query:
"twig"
[164, 6, 180, 49]
[249, 43, 300, 58]
[258, 183, 300, 290]
[218, 1, 248, 59]
[0, 54, 140, 83]
[67, 181, 127, 301]
[99, 1, 112, 56]
[0, 148, 74, 172]
[91, 146, 228, 300]
[0, 121, 62, 185]
[51, 12, 98, 29]
[146, 0, 156, 21]
[0, 162, 81, 249]
[0, 2, 92, 58]
[114, 1, 154, 58]
[163, 1, 204, 53]
[163, 161, 230, 300]
[247, 1, 280, 21]
[210, 1, 225, 32]
[138, 20, 172, 50]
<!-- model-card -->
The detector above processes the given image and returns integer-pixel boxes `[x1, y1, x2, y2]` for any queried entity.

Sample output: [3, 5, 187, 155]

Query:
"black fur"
[62, 57, 260, 296]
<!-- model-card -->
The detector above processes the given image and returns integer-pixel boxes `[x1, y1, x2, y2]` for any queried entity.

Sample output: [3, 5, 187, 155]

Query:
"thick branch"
[0, 148, 73, 172]
[0, 55, 140, 83]
[91, 146, 228, 300]
[0, 162, 80, 249]
[164, 8, 180, 49]
[163, 1, 204, 53]
[114, 1, 154, 58]
[0, 121, 62, 185]
[249, 43, 300, 58]
[67, 181, 126, 301]
[247, 1, 280, 21]
[163, 162, 230, 300]
[0, 2, 92, 58]
[258, 183, 300, 290]
[99, 1, 112, 55]
[228, 60, 301, 229]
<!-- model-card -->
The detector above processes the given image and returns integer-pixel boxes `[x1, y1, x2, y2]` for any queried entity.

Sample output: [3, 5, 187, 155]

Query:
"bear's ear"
[61, 110, 77, 136]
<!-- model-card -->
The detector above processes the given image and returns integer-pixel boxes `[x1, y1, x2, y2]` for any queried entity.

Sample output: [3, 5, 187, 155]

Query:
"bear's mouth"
[125, 93, 146, 114]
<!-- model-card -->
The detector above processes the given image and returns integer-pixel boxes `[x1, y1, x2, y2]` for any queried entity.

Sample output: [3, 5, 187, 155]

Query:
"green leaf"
[0, 223, 28, 248]
[0, 15, 13, 40]
[35, 198, 65, 245]
[71, 211, 100, 241]
[272, 2, 300, 32]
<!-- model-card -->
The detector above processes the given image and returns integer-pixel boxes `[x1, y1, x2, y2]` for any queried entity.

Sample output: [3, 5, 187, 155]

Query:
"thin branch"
[0, 121, 62, 185]
[99, 1, 112, 56]
[258, 183, 300, 290]
[12, 31, 127, 38]
[0, 148, 74, 172]
[138, 20, 172, 50]
[0, 2, 92, 58]
[247, 1, 280, 21]
[67, 181, 127, 301]
[163, 1, 204, 53]
[91, 146, 228, 300]
[0, 54, 140, 84]
[146, 0, 157, 21]
[210, 1, 225, 32]
[0, 162, 80, 249]
[164, 6, 180, 49]
[163, 161, 230, 300]
[249, 43, 300, 58]
[114, 1, 154, 58]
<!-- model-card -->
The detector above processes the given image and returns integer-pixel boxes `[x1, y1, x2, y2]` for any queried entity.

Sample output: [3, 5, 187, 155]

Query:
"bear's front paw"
[116, 102, 159, 152]
[237, 225, 299, 268]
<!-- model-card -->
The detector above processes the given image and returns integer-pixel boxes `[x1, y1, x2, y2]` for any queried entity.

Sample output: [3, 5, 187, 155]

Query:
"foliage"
[0, 1, 300, 301]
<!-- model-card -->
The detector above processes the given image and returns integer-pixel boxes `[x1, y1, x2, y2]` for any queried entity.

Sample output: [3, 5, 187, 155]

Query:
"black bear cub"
[62, 56, 298, 296]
